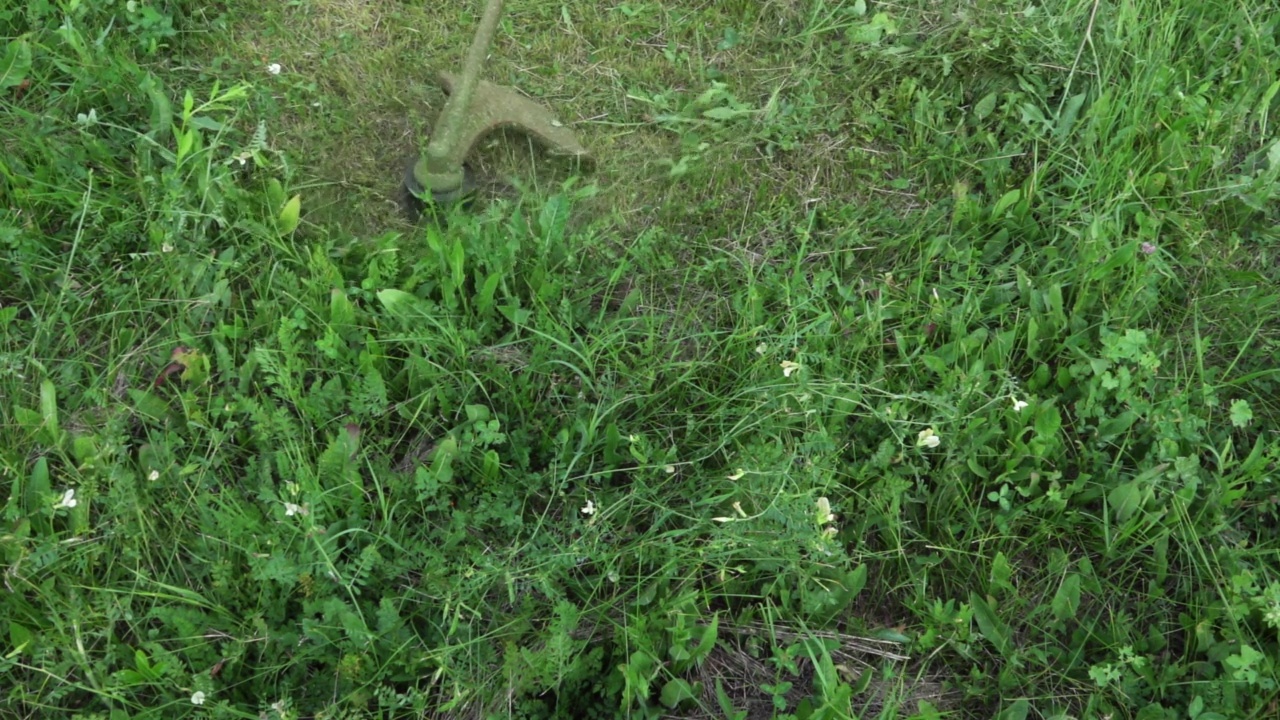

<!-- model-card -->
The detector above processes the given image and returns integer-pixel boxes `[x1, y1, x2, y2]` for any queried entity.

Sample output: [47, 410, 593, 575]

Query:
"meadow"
[2, 1, 1278, 718]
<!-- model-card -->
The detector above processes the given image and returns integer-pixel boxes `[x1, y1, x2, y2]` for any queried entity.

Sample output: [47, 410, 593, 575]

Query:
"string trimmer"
[404, 0, 591, 215]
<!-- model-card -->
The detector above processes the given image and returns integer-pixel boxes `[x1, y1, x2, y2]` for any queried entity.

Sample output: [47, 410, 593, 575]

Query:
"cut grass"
[193, 0, 973, 241]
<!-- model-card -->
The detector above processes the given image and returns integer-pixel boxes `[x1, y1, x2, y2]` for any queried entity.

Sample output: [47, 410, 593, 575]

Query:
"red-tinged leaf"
[153, 362, 184, 388]
[154, 346, 211, 387]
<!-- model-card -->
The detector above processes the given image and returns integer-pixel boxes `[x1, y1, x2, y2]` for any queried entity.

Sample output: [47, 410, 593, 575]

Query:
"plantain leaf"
[0, 39, 31, 90]
[278, 194, 301, 235]
[970, 591, 1012, 655]
[1051, 574, 1082, 621]
[974, 91, 998, 121]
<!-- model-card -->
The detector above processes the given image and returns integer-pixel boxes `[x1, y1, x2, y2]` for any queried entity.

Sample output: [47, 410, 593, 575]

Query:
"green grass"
[3, 0, 1280, 718]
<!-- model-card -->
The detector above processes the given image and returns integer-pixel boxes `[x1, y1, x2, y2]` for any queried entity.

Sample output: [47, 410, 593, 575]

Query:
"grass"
[2, 0, 1280, 718]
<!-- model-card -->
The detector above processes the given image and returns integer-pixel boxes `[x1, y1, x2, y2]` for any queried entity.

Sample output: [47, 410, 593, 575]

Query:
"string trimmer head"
[405, 0, 591, 218]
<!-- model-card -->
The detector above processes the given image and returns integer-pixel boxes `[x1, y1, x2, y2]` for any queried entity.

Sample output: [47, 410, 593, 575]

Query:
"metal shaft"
[419, 0, 505, 193]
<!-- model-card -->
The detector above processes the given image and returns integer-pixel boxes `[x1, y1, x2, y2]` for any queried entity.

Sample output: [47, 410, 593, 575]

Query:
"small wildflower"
[664, 464, 676, 474]
[726, 469, 746, 481]
[161, 243, 174, 253]
[1140, 242, 1157, 255]
[816, 497, 835, 525]
[755, 342, 768, 355]
[916, 428, 941, 449]
[713, 501, 751, 524]
[1264, 604, 1280, 630]
[780, 360, 801, 377]
[581, 499, 596, 516]
[191, 691, 206, 705]
[266, 63, 282, 75]
[53, 489, 77, 509]
[1012, 398, 1029, 412]
[148, 469, 160, 481]
[284, 502, 308, 517]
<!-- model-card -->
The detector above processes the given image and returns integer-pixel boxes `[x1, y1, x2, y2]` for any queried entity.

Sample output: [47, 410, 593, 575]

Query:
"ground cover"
[2, 1, 1279, 718]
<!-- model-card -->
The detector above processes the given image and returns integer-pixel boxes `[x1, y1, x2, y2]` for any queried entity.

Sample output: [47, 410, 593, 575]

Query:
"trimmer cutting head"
[402, 0, 591, 220]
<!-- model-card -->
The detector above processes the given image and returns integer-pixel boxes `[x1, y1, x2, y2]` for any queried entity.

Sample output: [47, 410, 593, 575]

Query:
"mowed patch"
[195, 0, 965, 243]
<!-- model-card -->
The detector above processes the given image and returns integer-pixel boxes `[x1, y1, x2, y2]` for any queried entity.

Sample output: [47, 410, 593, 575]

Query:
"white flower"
[714, 501, 749, 523]
[53, 489, 77, 509]
[755, 342, 768, 355]
[161, 243, 174, 253]
[916, 428, 941, 449]
[191, 691, 206, 705]
[148, 470, 160, 481]
[726, 469, 746, 481]
[284, 502, 308, 517]
[266, 63, 282, 75]
[1012, 398, 1029, 412]
[580, 500, 596, 516]
[664, 464, 675, 474]
[780, 360, 801, 377]
[1264, 604, 1280, 630]
[816, 497, 835, 525]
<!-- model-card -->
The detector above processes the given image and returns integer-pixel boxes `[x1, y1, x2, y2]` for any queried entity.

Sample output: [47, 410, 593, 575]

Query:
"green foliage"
[3, 1, 1280, 719]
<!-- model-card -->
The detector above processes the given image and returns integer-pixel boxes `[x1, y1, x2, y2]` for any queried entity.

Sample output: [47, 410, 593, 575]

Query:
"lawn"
[2, 0, 1279, 718]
